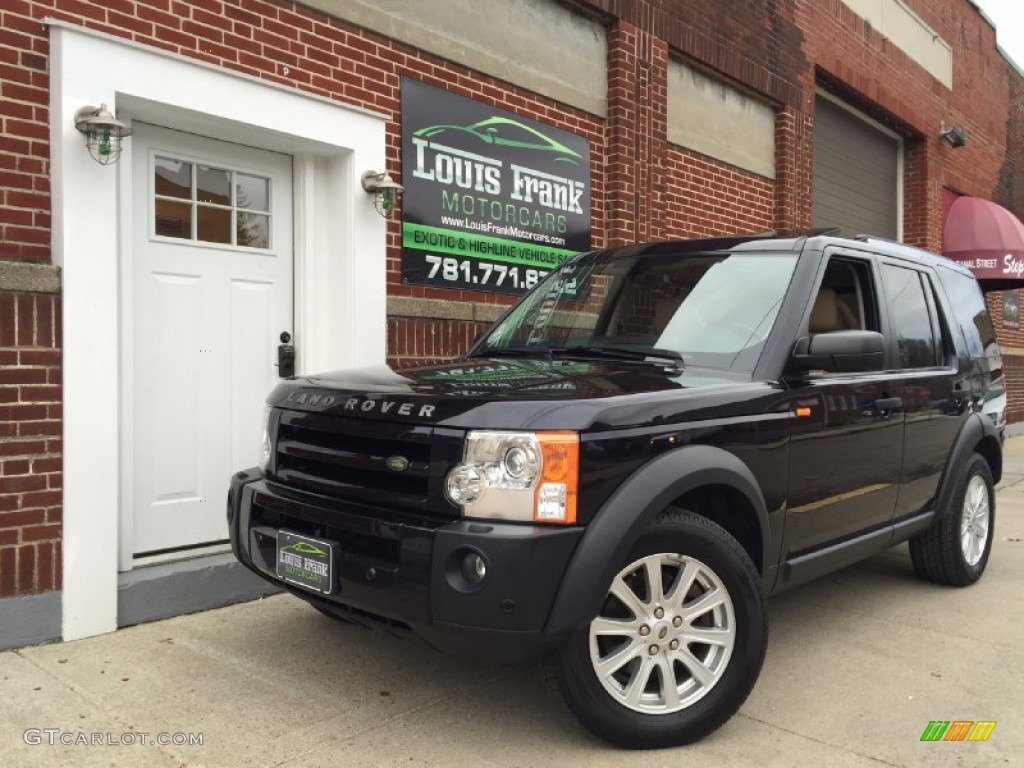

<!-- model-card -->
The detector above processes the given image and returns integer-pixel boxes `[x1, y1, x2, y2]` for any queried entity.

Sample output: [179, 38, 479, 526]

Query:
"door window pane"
[237, 213, 269, 249]
[197, 165, 231, 206]
[155, 157, 191, 198]
[154, 199, 192, 239]
[197, 205, 232, 244]
[236, 174, 269, 212]
[881, 264, 937, 368]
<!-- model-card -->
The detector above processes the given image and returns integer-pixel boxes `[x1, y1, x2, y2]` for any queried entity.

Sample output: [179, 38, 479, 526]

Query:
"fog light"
[446, 463, 485, 505]
[461, 552, 487, 584]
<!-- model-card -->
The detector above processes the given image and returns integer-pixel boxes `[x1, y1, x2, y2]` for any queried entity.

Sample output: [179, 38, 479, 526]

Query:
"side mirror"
[792, 330, 884, 373]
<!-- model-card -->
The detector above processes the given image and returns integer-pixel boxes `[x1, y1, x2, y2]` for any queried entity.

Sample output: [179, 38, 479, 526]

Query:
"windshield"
[475, 248, 799, 372]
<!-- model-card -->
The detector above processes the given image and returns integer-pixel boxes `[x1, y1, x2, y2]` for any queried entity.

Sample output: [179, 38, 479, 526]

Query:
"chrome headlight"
[445, 431, 578, 524]
[258, 405, 272, 472]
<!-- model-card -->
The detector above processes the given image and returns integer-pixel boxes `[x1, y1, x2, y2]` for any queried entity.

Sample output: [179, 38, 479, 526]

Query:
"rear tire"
[549, 509, 767, 749]
[909, 453, 994, 587]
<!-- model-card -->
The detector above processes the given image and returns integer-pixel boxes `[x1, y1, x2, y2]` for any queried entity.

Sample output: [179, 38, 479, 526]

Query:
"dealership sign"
[400, 78, 591, 295]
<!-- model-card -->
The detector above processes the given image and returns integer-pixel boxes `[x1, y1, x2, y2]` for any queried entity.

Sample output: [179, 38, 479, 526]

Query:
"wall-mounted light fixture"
[938, 123, 967, 149]
[361, 170, 404, 217]
[74, 104, 132, 165]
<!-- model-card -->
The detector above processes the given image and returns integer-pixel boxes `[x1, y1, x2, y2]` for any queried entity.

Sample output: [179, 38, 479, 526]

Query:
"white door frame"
[50, 22, 389, 641]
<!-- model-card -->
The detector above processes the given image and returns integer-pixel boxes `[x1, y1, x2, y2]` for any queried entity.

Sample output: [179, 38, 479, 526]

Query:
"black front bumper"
[228, 469, 583, 664]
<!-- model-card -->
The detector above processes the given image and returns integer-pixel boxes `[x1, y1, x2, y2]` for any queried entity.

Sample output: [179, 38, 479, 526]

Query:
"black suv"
[228, 234, 1004, 748]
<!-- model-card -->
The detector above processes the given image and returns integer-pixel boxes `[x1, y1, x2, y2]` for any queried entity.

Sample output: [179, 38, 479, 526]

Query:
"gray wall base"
[1005, 422, 1024, 439]
[118, 553, 282, 628]
[0, 591, 62, 651]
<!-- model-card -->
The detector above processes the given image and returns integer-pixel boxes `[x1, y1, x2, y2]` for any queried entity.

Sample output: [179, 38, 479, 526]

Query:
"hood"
[268, 357, 773, 431]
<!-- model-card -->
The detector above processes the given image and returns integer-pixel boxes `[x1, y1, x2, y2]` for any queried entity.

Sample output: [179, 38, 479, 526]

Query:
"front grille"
[252, 496, 402, 564]
[272, 409, 441, 511]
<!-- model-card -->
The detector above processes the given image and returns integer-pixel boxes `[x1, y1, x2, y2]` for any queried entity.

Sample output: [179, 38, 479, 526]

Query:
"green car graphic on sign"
[279, 541, 327, 558]
[414, 117, 582, 165]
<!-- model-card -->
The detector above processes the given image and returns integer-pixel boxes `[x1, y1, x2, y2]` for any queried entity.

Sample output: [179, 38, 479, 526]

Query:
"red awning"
[942, 196, 1024, 281]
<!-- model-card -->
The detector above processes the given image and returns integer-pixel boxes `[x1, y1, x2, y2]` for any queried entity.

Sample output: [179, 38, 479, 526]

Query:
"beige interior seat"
[809, 287, 858, 333]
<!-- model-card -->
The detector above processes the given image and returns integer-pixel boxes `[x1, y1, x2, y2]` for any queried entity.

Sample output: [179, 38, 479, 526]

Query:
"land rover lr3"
[228, 234, 1004, 749]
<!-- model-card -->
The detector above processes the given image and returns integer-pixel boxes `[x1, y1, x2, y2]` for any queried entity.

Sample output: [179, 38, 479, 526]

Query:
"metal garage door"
[812, 96, 900, 239]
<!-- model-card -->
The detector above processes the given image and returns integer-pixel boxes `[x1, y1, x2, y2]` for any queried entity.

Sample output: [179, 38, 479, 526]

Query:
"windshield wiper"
[467, 344, 684, 371]
[554, 345, 684, 370]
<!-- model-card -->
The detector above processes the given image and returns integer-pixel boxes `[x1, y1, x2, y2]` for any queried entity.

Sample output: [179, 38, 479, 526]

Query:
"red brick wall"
[903, 139, 941, 251]
[0, 7, 50, 265]
[995, 71, 1024, 222]
[662, 147, 775, 238]
[582, 0, 809, 109]
[0, 291, 61, 598]
[985, 290, 1024, 424]
[387, 318, 486, 370]
[605, 20, 669, 246]
[774, 107, 814, 234]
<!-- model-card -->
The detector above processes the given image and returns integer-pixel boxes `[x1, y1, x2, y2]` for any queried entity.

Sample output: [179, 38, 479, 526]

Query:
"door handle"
[277, 331, 294, 378]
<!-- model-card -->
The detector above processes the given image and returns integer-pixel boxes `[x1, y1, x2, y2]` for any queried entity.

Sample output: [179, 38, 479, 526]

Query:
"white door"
[130, 123, 293, 555]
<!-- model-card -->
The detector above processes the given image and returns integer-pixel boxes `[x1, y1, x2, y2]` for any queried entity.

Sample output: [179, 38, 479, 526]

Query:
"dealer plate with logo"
[276, 531, 335, 595]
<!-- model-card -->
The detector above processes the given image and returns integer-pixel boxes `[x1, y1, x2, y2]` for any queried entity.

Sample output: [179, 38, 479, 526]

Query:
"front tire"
[549, 509, 767, 749]
[909, 452, 995, 586]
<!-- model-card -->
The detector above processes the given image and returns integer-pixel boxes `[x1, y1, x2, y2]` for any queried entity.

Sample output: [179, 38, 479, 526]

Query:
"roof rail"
[782, 227, 841, 237]
[852, 233, 902, 245]
[852, 234, 947, 263]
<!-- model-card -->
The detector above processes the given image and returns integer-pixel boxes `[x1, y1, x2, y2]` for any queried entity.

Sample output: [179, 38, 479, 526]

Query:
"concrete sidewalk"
[3, 444, 1024, 767]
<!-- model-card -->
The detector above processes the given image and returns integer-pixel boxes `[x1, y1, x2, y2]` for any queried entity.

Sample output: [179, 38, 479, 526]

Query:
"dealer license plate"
[276, 530, 335, 595]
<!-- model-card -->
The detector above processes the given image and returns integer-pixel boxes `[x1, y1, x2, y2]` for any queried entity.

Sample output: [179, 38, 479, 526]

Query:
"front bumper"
[228, 469, 583, 664]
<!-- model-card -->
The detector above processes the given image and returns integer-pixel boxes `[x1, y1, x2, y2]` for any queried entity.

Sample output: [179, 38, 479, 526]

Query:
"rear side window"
[936, 266, 997, 359]
[880, 264, 938, 368]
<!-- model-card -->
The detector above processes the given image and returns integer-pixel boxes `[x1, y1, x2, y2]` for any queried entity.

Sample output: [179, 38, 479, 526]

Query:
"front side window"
[477, 249, 799, 372]
[807, 256, 878, 336]
[880, 263, 938, 368]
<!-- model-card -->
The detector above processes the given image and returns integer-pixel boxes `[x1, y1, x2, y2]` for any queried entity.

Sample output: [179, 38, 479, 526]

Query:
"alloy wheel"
[588, 553, 736, 714]
[960, 474, 990, 567]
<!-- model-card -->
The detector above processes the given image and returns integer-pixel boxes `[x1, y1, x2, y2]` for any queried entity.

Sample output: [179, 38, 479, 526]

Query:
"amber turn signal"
[535, 431, 580, 524]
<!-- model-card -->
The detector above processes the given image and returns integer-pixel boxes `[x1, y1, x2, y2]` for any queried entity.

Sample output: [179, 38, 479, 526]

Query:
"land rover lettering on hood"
[229, 233, 1003, 749]
[283, 391, 437, 419]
